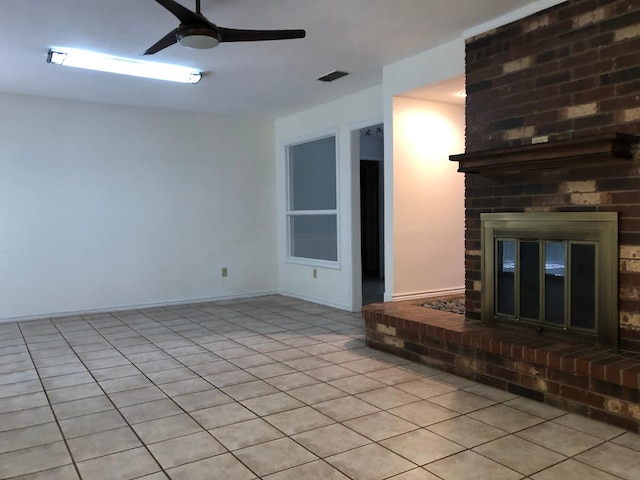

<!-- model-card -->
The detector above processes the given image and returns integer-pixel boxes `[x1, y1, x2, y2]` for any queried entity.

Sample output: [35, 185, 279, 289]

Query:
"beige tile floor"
[0, 295, 639, 480]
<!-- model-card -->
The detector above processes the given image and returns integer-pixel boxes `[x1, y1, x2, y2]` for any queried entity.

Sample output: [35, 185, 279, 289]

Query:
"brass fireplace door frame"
[481, 212, 618, 348]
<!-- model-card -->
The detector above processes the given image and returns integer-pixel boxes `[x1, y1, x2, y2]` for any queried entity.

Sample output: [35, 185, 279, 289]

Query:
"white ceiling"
[1, 0, 540, 118]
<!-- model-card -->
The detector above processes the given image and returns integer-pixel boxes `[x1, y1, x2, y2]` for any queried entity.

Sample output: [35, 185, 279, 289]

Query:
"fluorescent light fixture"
[47, 47, 202, 84]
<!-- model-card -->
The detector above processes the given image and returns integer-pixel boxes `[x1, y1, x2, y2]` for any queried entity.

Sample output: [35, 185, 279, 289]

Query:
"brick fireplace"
[455, 133, 637, 350]
[462, 0, 640, 351]
[364, 0, 640, 431]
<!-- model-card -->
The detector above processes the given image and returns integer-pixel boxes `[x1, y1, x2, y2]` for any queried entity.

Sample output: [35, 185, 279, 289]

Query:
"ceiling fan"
[144, 0, 306, 55]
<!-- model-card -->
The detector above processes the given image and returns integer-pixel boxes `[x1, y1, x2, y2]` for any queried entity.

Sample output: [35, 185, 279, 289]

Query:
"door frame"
[348, 119, 384, 311]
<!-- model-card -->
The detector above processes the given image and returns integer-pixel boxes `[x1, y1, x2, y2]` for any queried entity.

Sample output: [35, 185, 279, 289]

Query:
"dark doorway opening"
[360, 159, 384, 305]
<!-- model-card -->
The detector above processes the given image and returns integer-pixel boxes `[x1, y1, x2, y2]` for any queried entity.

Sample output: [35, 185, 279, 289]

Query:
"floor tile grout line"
[420, 406, 627, 479]
[31, 302, 353, 479]
[139, 302, 360, 479]
[4, 297, 637, 480]
[143, 301, 391, 478]
[544, 415, 630, 443]
[134, 300, 358, 345]
[216, 339, 429, 477]
[77, 312, 292, 477]
[43, 316, 187, 479]
[180, 329, 374, 475]
[468, 439, 565, 478]
[13, 320, 84, 480]
[87, 356, 256, 476]
[283, 359, 626, 479]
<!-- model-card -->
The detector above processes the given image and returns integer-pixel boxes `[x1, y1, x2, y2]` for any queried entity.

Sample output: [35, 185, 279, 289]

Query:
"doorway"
[359, 125, 384, 305]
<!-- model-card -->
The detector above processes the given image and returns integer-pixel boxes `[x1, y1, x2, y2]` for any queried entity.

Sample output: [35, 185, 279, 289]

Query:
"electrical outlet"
[221, 267, 228, 277]
[313, 268, 317, 279]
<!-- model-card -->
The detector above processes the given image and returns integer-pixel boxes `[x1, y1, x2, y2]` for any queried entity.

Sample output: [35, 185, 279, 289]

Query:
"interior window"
[286, 135, 338, 263]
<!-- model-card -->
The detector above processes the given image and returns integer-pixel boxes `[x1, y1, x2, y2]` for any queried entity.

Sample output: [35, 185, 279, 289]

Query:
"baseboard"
[277, 290, 353, 312]
[391, 287, 464, 302]
[0, 290, 279, 324]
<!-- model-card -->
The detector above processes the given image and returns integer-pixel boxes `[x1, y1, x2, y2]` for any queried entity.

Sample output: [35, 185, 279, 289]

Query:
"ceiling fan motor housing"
[177, 25, 221, 49]
[143, 0, 305, 55]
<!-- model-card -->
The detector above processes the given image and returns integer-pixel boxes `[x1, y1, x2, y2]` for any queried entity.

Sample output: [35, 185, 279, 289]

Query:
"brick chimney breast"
[461, 0, 640, 351]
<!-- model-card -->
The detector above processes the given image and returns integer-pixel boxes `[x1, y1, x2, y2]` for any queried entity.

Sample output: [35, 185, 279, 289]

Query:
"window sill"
[284, 257, 341, 270]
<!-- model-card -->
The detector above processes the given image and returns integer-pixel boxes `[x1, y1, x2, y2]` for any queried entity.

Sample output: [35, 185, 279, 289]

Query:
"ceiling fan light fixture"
[144, 0, 305, 55]
[177, 29, 220, 49]
[47, 47, 202, 84]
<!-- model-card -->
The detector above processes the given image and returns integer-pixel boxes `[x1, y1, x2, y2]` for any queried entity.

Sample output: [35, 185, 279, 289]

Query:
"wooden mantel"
[450, 133, 639, 174]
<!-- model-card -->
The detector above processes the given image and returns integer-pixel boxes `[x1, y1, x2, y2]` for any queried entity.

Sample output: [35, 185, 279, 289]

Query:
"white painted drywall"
[275, 40, 468, 310]
[382, 39, 465, 300]
[0, 93, 276, 321]
[275, 85, 383, 311]
[391, 96, 465, 299]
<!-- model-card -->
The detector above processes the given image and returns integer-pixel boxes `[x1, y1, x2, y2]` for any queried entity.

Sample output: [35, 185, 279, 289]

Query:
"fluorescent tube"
[47, 48, 202, 84]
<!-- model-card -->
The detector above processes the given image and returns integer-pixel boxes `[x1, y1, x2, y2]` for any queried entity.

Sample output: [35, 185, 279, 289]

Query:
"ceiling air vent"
[317, 70, 349, 82]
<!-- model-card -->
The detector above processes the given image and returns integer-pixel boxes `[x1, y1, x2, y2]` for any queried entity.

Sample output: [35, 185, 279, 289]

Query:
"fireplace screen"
[482, 213, 617, 347]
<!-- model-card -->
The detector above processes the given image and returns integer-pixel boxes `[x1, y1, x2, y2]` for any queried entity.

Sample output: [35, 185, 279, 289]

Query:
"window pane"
[496, 240, 515, 316]
[288, 136, 336, 211]
[544, 241, 565, 325]
[571, 244, 596, 330]
[519, 241, 540, 319]
[290, 215, 337, 261]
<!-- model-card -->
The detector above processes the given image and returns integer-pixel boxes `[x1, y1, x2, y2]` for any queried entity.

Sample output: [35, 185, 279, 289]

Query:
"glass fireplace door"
[482, 212, 617, 347]
[493, 238, 597, 332]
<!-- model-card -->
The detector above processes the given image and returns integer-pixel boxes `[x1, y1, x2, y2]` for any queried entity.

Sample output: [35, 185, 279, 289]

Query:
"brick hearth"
[363, 300, 640, 432]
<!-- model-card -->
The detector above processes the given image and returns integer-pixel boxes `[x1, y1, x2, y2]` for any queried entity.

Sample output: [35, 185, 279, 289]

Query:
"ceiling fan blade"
[153, 0, 204, 24]
[218, 28, 306, 42]
[143, 29, 179, 55]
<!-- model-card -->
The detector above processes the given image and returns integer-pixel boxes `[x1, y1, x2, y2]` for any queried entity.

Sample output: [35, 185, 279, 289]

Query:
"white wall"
[275, 86, 383, 311]
[275, 40, 468, 310]
[382, 39, 465, 300]
[391, 96, 465, 299]
[0, 93, 276, 321]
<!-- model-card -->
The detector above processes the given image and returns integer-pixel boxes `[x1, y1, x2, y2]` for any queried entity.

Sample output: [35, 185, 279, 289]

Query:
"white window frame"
[285, 132, 340, 268]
